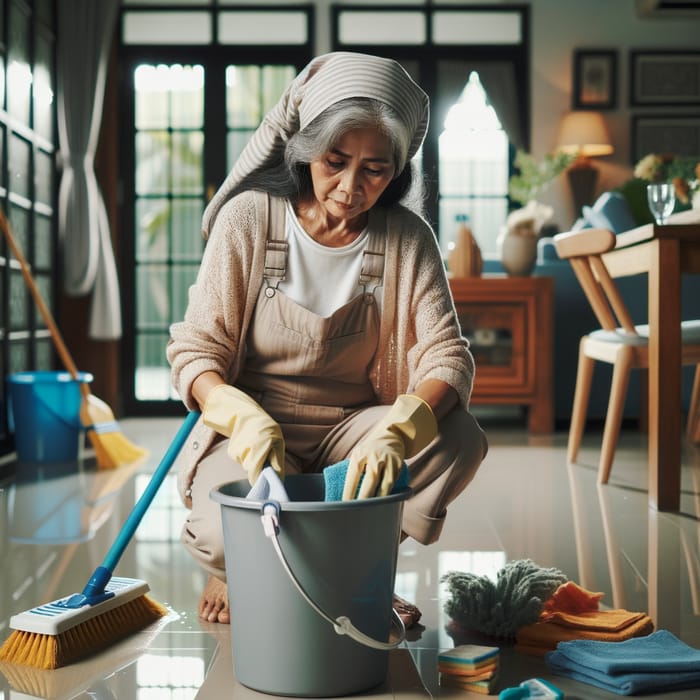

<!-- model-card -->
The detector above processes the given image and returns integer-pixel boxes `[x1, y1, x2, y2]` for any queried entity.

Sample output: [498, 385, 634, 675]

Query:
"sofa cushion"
[582, 191, 637, 233]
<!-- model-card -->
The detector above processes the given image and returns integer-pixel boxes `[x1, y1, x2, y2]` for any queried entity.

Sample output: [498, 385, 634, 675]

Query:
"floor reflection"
[568, 454, 700, 646]
[8, 457, 145, 545]
[1, 419, 700, 699]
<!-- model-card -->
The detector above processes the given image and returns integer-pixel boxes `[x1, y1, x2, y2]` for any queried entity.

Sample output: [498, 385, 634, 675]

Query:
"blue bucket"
[7, 371, 93, 463]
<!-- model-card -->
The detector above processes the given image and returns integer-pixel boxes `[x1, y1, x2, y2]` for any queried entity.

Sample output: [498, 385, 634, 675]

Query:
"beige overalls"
[182, 212, 488, 580]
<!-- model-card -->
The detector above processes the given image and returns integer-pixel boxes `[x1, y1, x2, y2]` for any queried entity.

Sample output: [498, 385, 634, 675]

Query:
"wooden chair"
[553, 228, 700, 484]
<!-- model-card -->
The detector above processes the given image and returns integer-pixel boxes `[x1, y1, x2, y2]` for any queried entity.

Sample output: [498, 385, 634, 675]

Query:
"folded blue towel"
[544, 630, 700, 696]
[323, 459, 410, 501]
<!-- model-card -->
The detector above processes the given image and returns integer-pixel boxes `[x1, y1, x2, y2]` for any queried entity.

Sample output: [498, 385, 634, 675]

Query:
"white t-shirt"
[277, 200, 383, 318]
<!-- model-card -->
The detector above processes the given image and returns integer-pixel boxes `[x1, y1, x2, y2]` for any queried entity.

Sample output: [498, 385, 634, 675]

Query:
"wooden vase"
[448, 221, 483, 277]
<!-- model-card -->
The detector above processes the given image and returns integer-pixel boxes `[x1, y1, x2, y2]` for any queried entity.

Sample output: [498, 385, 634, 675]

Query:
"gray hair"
[239, 97, 423, 212]
[202, 53, 430, 237]
[286, 97, 411, 175]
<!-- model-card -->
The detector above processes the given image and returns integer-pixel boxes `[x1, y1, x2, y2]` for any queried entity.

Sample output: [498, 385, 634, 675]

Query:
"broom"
[0, 208, 147, 468]
[0, 410, 200, 670]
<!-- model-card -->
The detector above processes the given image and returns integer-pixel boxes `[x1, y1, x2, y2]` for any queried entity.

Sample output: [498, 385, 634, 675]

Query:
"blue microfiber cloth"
[544, 629, 700, 696]
[323, 459, 410, 501]
[246, 466, 289, 502]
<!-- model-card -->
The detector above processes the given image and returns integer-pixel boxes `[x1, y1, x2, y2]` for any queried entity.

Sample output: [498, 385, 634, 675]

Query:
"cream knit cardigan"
[168, 191, 474, 502]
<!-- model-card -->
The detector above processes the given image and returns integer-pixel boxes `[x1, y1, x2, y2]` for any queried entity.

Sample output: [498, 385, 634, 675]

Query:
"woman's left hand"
[343, 394, 437, 499]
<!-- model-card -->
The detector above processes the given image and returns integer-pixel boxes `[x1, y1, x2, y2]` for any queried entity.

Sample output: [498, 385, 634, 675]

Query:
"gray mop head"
[441, 558, 568, 638]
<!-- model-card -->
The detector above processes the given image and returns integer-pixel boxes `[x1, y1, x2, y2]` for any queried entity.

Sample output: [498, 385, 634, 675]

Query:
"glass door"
[120, 58, 303, 414]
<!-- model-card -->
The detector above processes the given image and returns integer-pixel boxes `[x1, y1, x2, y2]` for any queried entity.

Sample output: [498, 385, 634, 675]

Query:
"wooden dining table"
[602, 208, 700, 511]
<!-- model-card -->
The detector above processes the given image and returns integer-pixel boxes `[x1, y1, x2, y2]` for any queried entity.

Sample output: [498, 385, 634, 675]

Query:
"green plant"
[634, 153, 700, 204]
[508, 149, 576, 206]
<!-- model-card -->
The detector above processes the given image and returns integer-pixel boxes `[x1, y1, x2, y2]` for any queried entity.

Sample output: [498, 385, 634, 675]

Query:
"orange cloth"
[541, 609, 648, 632]
[515, 614, 655, 656]
[515, 581, 655, 656]
[541, 580, 604, 616]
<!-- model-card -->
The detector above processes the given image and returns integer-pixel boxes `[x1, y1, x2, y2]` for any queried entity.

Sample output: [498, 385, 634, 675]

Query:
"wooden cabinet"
[449, 274, 554, 433]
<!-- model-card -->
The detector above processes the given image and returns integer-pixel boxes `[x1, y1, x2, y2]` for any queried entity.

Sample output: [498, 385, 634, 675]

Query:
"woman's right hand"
[202, 384, 285, 485]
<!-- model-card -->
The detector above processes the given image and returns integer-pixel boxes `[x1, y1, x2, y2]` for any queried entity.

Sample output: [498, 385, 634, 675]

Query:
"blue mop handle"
[77, 411, 201, 603]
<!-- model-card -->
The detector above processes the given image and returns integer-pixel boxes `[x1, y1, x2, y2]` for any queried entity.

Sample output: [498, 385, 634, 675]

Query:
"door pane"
[123, 12, 212, 44]
[132, 61, 295, 403]
[133, 63, 205, 401]
[219, 11, 308, 45]
[225, 64, 296, 169]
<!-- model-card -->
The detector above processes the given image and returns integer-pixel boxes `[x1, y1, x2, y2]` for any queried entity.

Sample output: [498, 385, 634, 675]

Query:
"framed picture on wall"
[573, 49, 617, 110]
[630, 51, 700, 106]
[631, 115, 700, 162]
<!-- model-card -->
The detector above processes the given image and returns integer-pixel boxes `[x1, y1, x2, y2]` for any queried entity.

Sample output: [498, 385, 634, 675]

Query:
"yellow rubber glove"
[343, 394, 437, 500]
[202, 384, 285, 485]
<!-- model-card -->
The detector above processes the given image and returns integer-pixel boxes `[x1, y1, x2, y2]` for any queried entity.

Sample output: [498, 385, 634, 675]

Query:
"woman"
[168, 52, 488, 627]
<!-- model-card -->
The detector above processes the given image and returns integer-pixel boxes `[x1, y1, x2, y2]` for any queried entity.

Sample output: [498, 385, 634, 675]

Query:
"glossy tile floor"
[1, 415, 700, 699]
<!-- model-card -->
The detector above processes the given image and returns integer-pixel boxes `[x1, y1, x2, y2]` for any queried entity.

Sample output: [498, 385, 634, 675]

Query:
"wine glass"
[646, 183, 676, 225]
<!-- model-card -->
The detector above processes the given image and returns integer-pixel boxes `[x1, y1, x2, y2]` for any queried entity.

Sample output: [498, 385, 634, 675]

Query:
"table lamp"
[557, 111, 614, 214]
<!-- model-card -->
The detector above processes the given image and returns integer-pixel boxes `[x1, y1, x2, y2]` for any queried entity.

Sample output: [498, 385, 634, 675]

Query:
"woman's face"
[308, 128, 396, 223]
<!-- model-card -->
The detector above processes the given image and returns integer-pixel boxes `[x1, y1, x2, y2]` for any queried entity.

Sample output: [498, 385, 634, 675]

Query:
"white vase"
[498, 224, 538, 277]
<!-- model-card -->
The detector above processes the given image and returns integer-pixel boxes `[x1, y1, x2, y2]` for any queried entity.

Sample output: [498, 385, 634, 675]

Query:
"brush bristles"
[0, 595, 167, 670]
[0, 659, 60, 698]
[88, 429, 149, 470]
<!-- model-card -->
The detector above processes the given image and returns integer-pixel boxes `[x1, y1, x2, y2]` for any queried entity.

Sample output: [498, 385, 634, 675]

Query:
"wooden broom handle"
[0, 209, 84, 388]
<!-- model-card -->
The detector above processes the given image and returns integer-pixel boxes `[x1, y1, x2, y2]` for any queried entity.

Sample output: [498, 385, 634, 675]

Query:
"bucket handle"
[260, 501, 406, 651]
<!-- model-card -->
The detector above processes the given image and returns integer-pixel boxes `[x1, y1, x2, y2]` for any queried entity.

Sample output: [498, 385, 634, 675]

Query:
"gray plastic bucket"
[211, 474, 410, 697]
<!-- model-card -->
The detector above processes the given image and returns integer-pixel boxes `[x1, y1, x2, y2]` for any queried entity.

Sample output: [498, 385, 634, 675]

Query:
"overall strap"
[263, 195, 289, 296]
[359, 222, 386, 295]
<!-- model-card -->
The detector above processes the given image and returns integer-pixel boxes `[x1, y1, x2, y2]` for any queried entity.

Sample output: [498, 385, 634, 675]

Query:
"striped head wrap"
[201, 52, 430, 238]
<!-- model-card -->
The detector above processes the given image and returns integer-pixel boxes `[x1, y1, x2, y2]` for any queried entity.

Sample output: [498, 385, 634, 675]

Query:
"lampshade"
[557, 111, 614, 157]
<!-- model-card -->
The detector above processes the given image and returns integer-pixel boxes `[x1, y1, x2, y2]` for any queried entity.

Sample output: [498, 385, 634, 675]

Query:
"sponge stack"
[438, 644, 500, 694]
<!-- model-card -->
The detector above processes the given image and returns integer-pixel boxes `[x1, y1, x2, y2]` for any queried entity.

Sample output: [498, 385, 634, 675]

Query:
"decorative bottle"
[447, 214, 483, 278]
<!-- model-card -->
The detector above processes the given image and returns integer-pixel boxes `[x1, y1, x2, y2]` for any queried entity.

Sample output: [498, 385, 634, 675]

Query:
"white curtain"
[57, 0, 121, 339]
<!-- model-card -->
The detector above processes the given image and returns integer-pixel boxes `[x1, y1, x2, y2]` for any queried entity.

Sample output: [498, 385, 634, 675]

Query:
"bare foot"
[199, 575, 230, 624]
[393, 594, 421, 629]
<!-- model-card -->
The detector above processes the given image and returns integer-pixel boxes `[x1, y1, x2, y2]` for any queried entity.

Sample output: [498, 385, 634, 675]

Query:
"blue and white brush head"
[9, 577, 150, 636]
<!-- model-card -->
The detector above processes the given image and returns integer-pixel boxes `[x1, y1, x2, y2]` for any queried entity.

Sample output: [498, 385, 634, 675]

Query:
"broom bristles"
[0, 595, 167, 670]
[79, 392, 149, 469]
[87, 427, 149, 470]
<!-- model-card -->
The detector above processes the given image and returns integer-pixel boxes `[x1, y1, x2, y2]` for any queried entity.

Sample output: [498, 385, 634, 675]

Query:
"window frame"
[330, 3, 530, 237]
[118, 7, 313, 415]
[0, 0, 58, 461]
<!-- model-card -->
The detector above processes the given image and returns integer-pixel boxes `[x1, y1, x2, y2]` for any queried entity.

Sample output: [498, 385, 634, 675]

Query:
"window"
[133, 63, 205, 401]
[1, 0, 57, 459]
[225, 65, 297, 169]
[119, 5, 312, 413]
[129, 61, 298, 403]
[438, 71, 509, 258]
[332, 4, 530, 258]
[118, 3, 527, 412]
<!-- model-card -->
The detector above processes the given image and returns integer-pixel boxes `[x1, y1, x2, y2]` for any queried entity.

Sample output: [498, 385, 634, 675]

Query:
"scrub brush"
[0, 411, 200, 669]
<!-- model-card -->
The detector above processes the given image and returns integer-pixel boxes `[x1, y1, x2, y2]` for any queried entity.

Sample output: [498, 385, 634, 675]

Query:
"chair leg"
[568, 340, 594, 464]
[688, 364, 700, 444]
[598, 347, 634, 485]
